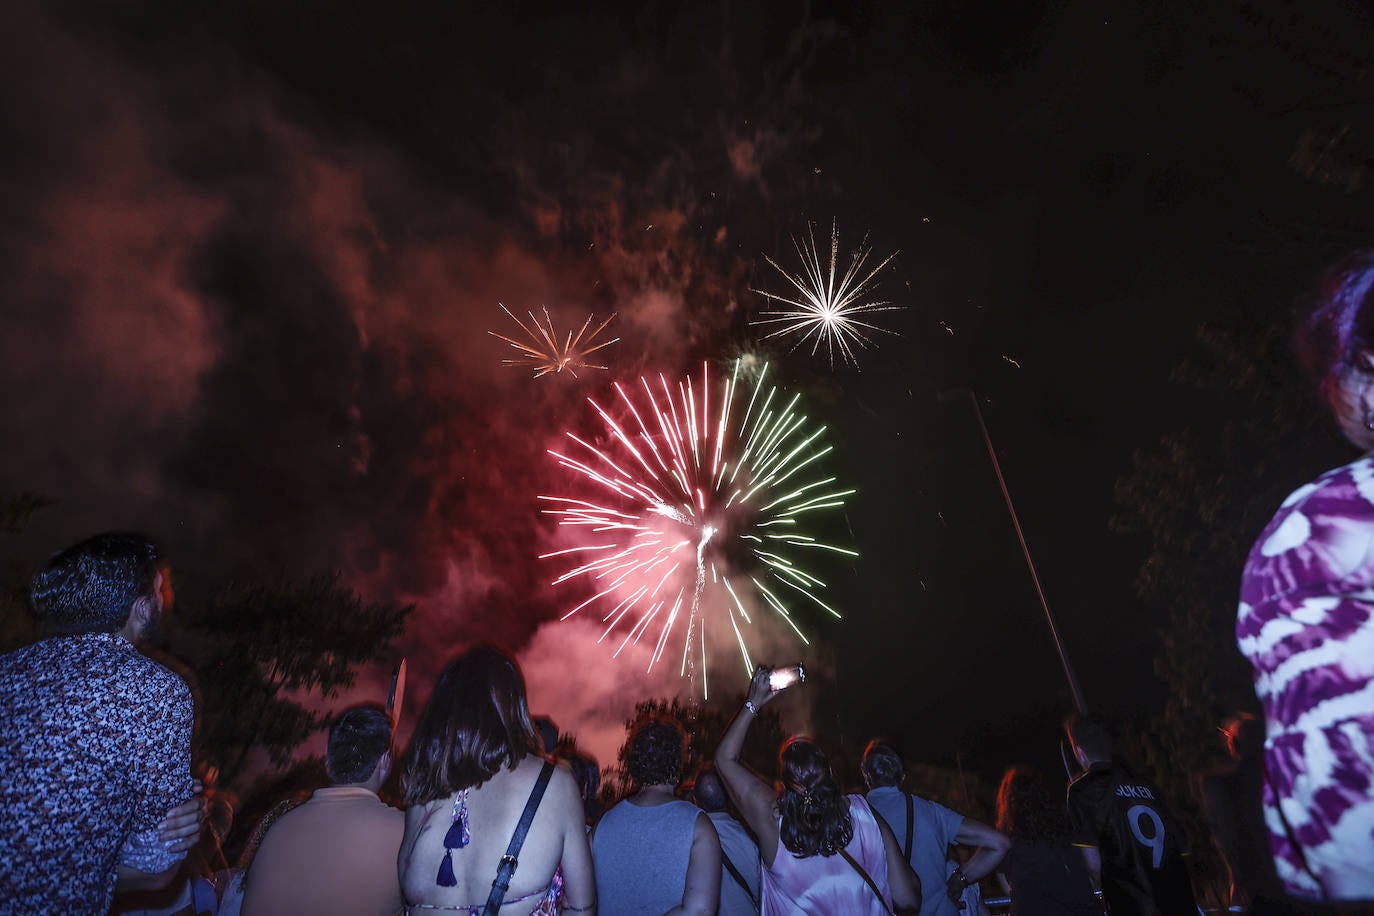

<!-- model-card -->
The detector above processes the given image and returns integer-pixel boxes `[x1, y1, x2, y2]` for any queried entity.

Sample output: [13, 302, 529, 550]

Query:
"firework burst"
[752, 221, 901, 368]
[488, 303, 619, 378]
[539, 360, 856, 696]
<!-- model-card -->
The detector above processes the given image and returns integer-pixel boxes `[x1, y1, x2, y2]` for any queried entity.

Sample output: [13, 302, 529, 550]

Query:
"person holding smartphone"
[714, 665, 922, 915]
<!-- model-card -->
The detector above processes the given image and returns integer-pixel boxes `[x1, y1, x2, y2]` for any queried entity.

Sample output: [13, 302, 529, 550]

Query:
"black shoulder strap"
[720, 851, 759, 910]
[904, 792, 914, 862]
[482, 761, 556, 916]
[869, 800, 909, 862]
[839, 848, 894, 916]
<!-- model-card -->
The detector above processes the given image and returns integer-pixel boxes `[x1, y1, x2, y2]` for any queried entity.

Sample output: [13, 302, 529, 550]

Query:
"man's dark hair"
[860, 741, 904, 789]
[694, 764, 728, 812]
[1066, 714, 1114, 761]
[327, 705, 393, 785]
[29, 532, 162, 635]
[625, 716, 685, 788]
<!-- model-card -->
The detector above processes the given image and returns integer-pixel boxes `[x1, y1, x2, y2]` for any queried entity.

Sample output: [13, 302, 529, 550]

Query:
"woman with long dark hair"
[398, 646, 595, 914]
[714, 666, 921, 915]
[993, 765, 1098, 916]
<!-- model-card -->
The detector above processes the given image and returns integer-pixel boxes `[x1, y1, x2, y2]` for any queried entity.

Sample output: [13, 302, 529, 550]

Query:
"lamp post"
[939, 387, 1088, 715]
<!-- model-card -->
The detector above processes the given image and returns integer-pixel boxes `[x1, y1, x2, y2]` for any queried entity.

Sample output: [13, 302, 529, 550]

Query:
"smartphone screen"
[769, 665, 803, 691]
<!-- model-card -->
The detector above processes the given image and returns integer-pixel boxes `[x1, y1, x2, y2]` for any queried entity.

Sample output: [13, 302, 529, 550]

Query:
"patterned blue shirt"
[0, 632, 194, 911]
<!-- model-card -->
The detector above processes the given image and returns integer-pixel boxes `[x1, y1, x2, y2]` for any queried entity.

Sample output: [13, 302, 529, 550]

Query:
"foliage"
[1111, 315, 1351, 904]
[179, 572, 412, 784]
[1, 492, 54, 534]
[0, 491, 53, 653]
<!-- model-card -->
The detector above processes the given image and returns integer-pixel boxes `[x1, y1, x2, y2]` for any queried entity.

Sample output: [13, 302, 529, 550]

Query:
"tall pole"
[940, 387, 1088, 715]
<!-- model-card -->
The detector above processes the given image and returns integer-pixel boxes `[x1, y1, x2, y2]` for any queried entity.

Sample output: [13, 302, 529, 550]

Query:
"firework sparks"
[539, 360, 857, 695]
[488, 304, 619, 378]
[751, 221, 901, 368]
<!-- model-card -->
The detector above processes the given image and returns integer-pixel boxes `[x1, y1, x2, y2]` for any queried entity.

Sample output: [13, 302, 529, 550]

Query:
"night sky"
[3, 0, 1373, 780]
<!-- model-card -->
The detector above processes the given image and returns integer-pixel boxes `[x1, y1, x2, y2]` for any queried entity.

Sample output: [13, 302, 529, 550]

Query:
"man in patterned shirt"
[0, 532, 198, 912]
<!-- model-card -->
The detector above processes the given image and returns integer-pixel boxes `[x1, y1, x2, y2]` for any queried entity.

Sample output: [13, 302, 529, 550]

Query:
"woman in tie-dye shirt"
[1238, 251, 1374, 907]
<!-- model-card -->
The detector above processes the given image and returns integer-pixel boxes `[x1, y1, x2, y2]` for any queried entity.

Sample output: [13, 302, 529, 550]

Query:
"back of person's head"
[996, 765, 1069, 844]
[327, 705, 393, 785]
[625, 716, 685, 788]
[30, 531, 162, 635]
[860, 741, 904, 789]
[1295, 249, 1374, 404]
[778, 737, 853, 858]
[402, 645, 538, 806]
[1066, 714, 1114, 763]
[693, 765, 728, 812]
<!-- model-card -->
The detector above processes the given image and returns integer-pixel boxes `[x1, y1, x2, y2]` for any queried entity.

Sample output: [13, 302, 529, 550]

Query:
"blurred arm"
[664, 812, 720, 916]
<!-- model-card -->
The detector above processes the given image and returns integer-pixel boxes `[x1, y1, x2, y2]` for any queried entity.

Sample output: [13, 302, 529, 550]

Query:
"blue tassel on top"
[434, 788, 471, 888]
[437, 851, 457, 887]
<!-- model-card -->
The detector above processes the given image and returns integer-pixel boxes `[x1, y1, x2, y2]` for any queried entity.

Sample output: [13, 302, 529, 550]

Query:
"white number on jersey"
[1126, 804, 1165, 868]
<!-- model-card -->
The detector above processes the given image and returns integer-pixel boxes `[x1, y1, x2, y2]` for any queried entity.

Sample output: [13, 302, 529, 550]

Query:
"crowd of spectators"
[0, 528, 1365, 916]
[6, 250, 1374, 914]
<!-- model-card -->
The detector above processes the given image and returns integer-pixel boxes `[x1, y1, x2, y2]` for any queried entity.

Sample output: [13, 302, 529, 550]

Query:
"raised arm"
[874, 804, 922, 915]
[714, 667, 783, 863]
[665, 811, 721, 916]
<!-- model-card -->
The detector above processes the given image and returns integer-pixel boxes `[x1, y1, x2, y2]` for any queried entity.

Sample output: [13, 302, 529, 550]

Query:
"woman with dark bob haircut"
[398, 646, 595, 914]
[715, 666, 921, 914]
[1236, 251, 1374, 910]
[992, 765, 1098, 916]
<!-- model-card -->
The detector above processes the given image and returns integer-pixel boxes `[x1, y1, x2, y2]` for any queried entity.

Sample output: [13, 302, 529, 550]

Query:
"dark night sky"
[3, 0, 1373, 779]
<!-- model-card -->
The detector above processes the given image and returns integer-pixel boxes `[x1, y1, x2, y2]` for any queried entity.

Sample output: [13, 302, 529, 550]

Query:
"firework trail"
[488, 304, 619, 378]
[539, 360, 856, 696]
[751, 220, 902, 369]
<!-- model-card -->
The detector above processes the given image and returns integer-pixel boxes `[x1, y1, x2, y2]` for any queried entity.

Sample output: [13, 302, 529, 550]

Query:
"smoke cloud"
[0, 2, 848, 769]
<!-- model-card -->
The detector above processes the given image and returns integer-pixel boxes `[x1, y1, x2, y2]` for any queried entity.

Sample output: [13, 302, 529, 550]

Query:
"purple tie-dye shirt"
[1237, 455, 1374, 902]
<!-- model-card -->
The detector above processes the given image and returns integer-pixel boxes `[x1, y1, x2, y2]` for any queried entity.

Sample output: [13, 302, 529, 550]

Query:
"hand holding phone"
[768, 664, 805, 692]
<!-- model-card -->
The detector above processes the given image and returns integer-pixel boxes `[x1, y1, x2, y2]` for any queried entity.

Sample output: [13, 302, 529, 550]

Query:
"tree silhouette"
[180, 572, 412, 784]
[0, 491, 53, 653]
[1111, 314, 1351, 901]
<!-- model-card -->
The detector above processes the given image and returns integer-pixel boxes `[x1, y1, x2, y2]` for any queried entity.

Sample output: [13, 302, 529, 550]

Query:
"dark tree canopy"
[181, 572, 412, 782]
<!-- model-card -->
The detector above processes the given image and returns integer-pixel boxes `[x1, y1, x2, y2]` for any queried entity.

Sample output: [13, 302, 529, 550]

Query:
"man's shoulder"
[0, 635, 189, 703]
[258, 790, 403, 852]
[121, 649, 194, 714]
[908, 791, 962, 821]
[864, 785, 906, 807]
[1067, 765, 1115, 809]
[1069, 763, 1115, 790]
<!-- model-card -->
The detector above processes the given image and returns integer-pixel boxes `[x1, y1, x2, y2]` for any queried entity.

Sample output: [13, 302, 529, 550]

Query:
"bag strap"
[720, 851, 759, 910]
[482, 761, 556, 916]
[904, 792, 914, 862]
[839, 848, 895, 916]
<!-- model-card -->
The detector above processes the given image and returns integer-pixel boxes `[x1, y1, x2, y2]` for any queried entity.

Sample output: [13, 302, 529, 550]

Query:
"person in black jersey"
[1065, 716, 1197, 916]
